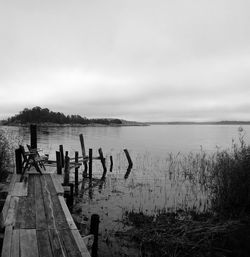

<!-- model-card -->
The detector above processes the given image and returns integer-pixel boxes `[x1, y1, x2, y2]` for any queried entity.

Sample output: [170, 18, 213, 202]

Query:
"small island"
[1, 106, 147, 127]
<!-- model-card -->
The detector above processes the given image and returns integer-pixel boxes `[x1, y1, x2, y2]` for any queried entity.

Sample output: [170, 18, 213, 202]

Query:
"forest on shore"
[2, 106, 124, 125]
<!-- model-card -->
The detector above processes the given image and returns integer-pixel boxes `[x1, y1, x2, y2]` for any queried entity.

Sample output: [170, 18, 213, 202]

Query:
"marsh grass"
[117, 130, 250, 256]
[0, 130, 12, 181]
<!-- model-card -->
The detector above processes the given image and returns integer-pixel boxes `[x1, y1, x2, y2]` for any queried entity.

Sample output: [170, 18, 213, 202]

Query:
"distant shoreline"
[0, 122, 148, 127]
[146, 121, 250, 125]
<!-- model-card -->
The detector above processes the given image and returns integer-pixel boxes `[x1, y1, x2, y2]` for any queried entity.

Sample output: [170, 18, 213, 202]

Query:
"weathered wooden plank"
[20, 229, 39, 257]
[48, 229, 66, 257]
[40, 175, 55, 230]
[51, 195, 69, 230]
[23, 175, 36, 228]
[51, 174, 64, 195]
[11, 182, 28, 197]
[15, 197, 26, 229]
[71, 230, 91, 257]
[34, 176, 47, 230]
[1, 225, 12, 257]
[11, 229, 20, 257]
[44, 174, 57, 196]
[59, 229, 82, 257]
[58, 196, 77, 230]
[23, 197, 36, 228]
[1, 195, 11, 227]
[28, 174, 35, 197]
[8, 174, 21, 193]
[36, 230, 53, 257]
[41, 175, 70, 230]
[4, 197, 19, 226]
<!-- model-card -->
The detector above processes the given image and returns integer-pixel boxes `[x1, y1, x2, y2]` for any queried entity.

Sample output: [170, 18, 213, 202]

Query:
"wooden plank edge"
[58, 196, 77, 230]
[50, 174, 64, 195]
[71, 230, 91, 257]
[1, 225, 13, 257]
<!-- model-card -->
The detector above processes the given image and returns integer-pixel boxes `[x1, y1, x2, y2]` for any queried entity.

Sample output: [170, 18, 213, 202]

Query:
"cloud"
[0, 0, 250, 121]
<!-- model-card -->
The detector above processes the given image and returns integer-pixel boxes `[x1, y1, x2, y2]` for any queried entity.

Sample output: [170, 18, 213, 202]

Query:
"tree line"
[4, 107, 122, 125]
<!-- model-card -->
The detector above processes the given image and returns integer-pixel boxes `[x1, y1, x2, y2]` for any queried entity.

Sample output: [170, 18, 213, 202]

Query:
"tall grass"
[209, 132, 250, 216]
[0, 130, 12, 182]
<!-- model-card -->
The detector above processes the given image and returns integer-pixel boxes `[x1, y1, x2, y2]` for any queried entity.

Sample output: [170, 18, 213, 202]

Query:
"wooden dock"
[1, 172, 91, 257]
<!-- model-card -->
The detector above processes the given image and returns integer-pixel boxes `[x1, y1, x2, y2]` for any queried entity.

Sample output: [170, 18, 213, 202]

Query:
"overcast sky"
[1, 0, 250, 121]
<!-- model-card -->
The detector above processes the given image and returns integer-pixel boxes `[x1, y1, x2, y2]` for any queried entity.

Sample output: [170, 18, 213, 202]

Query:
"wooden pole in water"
[99, 148, 107, 180]
[15, 148, 22, 174]
[79, 134, 88, 178]
[89, 149, 93, 180]
[90, 214, 100, 257]
[79, 134, 86, 157]
[124, 149, 133, 168]
[56, 151, 62, 174]
[75, 151, 79, 195]
[64, 152, 70, 185]
[59, 145, 64, 168]
[30, 124, 37, 149]
[109, 156, 113, 172]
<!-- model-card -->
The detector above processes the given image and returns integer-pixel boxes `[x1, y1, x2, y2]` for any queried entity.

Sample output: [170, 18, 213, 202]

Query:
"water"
[1, 124, 250, 256]
[2, 124, 250, 157]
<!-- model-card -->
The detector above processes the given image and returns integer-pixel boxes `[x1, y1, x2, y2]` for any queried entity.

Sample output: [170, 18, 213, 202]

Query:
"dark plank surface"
[40, 175, 56, 230]
[59, 229, 83, 257]
[15, 197, 26, 229]
[34, 175, 47, 230]
[48, 228, 67, 257]
[36, 229, 54, 257]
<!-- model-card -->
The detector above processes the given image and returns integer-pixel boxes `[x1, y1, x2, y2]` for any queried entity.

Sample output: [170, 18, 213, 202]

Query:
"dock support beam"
[89, 149, 93, 180]
[30, 124, 37, 149]
[15, 148, 22, 174]
[90, 214, 100, 257]
[59, 145, 64, 168]
[75, 151, 79, 195]
[56, 151, 62, 174]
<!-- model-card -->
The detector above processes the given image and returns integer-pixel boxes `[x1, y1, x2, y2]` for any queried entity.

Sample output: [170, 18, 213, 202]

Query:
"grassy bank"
[117, 131, 250, 256]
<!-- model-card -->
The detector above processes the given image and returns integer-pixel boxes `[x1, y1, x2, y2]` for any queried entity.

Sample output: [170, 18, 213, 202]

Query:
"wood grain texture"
[51, 174, 64, 195]
[48, 229, 66, 257]
[1, 225, 12, 257]
[20, 229, 39, 257]
[36, 230, 53, 257]
[11, 229, 20, 257]
[58, 196, 77, 230]
[11, 182, 28, 197]
[4, 197, 19, 226]
[34, 176, 47, 230]
[71, 230, 91, 257]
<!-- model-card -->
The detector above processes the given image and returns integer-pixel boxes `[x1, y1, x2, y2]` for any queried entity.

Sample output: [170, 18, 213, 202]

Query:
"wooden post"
[89, 149, 93, 180]
[66, 183, 74, 211]
[80, 134, 88, 178]
[56, 151, 62, 174]
[99, 148, 107, 180]
[109, 156, 113, 172]
[124, 149, 133, 168]
[15, 148, 22, 174]
[90, 214, 100, 257]
[79, 134, 86, 157]
[64, 153, 70, 185]
[75, 151, 79, 195]
[59, 145, 64, 168]
[30, 124, 37, 149]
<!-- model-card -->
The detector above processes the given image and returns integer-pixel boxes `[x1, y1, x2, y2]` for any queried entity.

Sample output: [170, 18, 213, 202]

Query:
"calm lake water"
[1, 124, 250, 256]
[2, 124, 250, 157]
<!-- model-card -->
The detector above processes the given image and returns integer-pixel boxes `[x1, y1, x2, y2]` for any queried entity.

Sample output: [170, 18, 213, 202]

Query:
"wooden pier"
[1, 171, 91, 257]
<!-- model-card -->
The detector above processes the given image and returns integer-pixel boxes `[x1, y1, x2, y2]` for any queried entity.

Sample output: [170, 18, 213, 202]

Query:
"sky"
[0, 0, 250, 122]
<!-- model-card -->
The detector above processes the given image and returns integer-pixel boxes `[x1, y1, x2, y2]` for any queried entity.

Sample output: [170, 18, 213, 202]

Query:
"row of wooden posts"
[14, 126, 133, 205]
